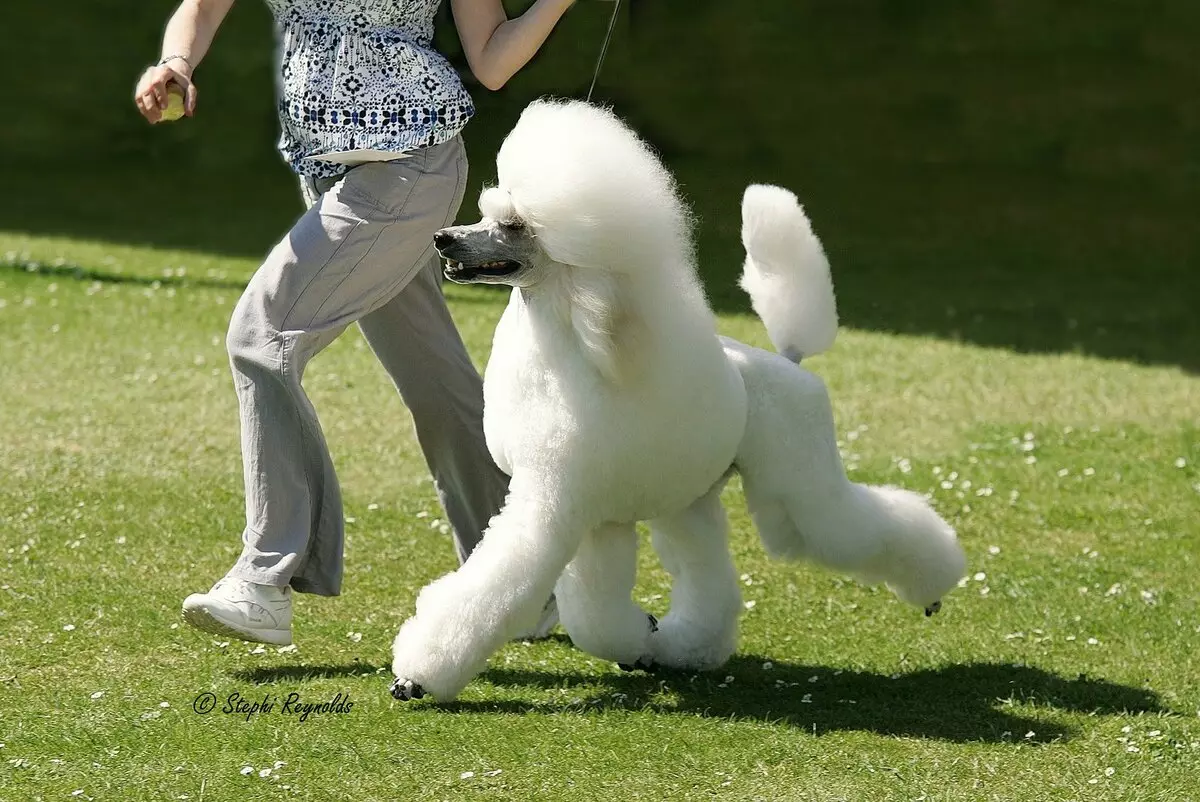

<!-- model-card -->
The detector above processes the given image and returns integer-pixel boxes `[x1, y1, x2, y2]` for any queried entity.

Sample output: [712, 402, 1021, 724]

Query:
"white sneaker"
[181, 578, 293, 645]
[513, 596, 559, 641]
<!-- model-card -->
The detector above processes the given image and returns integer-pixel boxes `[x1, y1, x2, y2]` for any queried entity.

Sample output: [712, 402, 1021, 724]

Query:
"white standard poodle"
[389, 99, 968, 702]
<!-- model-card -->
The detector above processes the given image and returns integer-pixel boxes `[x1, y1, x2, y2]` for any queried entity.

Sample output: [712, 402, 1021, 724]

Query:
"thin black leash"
[586, 0, 622, 102]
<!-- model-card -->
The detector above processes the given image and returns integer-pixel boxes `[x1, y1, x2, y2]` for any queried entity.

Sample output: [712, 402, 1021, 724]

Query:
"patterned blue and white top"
[264, 0, 475, 177]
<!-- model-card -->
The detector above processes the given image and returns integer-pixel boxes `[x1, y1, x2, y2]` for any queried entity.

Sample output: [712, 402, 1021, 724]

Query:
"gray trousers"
[224, 137, 510, 596]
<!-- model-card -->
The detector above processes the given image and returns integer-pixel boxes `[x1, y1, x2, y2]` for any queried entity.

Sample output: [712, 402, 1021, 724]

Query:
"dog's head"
[434, 100, 701, 382]
[433, 189, 549, 288]
[434, 99, 694, 290]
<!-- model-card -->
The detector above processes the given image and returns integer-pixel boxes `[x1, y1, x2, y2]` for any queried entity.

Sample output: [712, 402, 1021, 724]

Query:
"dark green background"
[1, 0, 1194, 368]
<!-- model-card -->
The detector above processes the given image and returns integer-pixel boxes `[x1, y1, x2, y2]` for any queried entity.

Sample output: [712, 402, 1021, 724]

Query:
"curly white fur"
[391, 99, 967, 701]
[739, 184, 837, 362]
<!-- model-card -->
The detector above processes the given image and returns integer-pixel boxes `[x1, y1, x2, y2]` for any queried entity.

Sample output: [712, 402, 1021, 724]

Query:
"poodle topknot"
[491, 99, 694, 273]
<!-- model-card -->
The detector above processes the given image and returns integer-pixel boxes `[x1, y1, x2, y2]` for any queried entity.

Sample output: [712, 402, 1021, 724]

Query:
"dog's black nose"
[433, 230, 454, 250]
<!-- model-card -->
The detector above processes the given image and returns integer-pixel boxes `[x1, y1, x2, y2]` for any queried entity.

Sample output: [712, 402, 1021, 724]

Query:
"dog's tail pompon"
[738, 184, 837, 362]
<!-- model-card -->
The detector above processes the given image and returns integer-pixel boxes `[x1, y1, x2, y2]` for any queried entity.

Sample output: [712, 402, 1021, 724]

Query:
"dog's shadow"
[231, 653, 1168, 744]
[460, 657, 1168, 744]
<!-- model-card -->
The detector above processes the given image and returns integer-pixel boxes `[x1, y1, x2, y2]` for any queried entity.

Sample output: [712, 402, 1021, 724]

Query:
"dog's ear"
[564, 269, 631, 384]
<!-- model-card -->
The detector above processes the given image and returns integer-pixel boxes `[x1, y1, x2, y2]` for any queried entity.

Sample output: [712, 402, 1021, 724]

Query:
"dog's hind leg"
[646, 482, 742, 670]
[390, 473, 585, 701]
[728, 343, 967, 612]
[555, 523, 658, 669]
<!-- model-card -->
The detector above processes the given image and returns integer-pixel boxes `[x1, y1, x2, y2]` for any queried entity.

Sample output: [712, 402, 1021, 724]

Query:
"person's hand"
[134, 60, 197, 123]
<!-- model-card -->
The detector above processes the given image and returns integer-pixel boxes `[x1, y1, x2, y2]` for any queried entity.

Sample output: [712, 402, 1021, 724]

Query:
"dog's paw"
[613, 615, 660, 672]
[613, 615, 659, 672]
[617, 656, 657, 673]
[389, 677, 426, 701]
[924, 600, 942, 617]
[646, 610, 737, 671]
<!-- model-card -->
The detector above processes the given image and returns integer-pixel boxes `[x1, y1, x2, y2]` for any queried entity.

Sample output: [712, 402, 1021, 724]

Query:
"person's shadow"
[232, 651, 1168, 744]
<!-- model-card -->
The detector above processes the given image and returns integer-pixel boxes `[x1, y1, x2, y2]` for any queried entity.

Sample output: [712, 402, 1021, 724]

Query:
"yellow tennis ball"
[161, 84, 185, 122]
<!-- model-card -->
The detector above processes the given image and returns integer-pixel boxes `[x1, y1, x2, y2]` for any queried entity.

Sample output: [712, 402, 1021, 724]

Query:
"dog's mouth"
[443, 259, 523, 284]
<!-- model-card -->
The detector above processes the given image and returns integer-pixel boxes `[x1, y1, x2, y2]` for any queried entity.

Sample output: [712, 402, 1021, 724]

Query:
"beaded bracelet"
[157, 54, 194, 73]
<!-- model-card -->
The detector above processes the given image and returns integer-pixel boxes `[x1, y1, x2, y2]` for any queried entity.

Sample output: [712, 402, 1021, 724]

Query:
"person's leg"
[184, 140, 470, 641]
[356, 152, 556, 639]
[358, 256, 510, 565]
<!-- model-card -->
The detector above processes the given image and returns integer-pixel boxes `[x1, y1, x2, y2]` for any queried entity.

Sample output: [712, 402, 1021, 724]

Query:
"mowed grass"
[1, 228, 1198, 802]
[2, 0, 1196, 796]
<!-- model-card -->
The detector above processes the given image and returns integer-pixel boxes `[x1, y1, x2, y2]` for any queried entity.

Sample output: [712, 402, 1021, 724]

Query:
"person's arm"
[134, 0, 236, 123]
[450, 0, 576, 91]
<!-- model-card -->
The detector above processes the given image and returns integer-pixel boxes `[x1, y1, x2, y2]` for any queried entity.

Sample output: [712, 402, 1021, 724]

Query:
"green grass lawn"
[3, 0, 1199, 799]
[2, 227, 1198, 800]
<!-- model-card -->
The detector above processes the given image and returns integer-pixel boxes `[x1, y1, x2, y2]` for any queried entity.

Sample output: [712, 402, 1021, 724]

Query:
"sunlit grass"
[2, 235, 1197, 801]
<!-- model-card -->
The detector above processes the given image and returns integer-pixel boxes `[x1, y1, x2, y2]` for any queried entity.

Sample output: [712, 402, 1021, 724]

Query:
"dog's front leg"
[647, 483, 742, 670]
[390, 474, 585, 702]
[555, 523, 658, 669]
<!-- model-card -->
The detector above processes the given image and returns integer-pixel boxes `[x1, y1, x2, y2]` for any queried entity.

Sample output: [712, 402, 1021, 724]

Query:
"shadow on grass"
[2, 258, 247, 291]
[232, 660, 386, 684]
[463, 657, 1169, 744]
[229, 636, 578, 684]
[231, 654, 1169, 744]
[1, 256, 513, 306]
